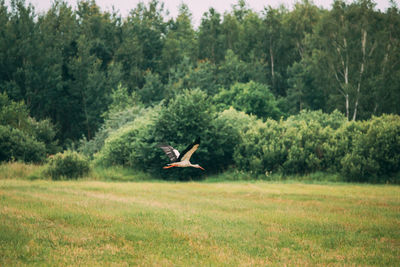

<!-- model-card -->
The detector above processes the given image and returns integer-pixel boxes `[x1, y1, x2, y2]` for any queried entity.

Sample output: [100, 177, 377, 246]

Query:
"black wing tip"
[158, 142, 172, 149]
[159, 145, 178, 162]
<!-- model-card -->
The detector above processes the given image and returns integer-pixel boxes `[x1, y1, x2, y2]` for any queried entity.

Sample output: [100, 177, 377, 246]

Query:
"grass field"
[1, 177, 399, 266]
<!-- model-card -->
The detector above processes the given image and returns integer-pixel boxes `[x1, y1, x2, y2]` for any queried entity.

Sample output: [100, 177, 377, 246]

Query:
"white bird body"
[159, 138, 204, 170]
[166, 160, 196, 168]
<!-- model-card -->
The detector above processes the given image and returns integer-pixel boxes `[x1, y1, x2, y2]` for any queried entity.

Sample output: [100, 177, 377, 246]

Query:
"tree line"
[1, 0, 399, 145]
[1, 0, 400, 182]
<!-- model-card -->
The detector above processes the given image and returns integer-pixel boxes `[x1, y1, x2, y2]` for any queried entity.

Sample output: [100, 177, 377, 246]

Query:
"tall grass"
[0, 163, 155, 182]
[0, 162, 44, 180]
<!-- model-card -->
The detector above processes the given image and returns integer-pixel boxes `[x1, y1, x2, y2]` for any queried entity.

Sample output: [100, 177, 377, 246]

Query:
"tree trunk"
[81, 90, 91, 140]
[344, 39, 350, 120]
[269, 46, 275, 83]
[352, 29, 367, 121]
[336, 37, 350, 120]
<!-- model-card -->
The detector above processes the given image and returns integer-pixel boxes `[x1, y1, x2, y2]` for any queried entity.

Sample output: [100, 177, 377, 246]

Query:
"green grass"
[1, 177, 399, 266]
[91, 165, 155, 182]
[206, 170, 345, 183]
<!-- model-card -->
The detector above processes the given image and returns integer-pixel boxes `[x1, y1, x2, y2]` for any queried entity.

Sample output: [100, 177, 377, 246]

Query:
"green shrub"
[341, 115, 400, 182]
[0, 125, 46, 163]
[95, 90, 399, 183]
[152, 89, 214, 179]
[234, 110, 346, 176]
[0, 92, 60, 161]
[282, 119, 335, 174]
[105, 84, 141, 116]
[79, 106, 145, 157]
[210, 107, 257, 171]
[45, 151, 91, 180]
[95, 106, 160, 169]
[97, 89, 255, 180]
[283, 110, 347, 174]
[234, 119, 286, 174]
[323, 120, 367, 173]
[234, 111, 400, 182]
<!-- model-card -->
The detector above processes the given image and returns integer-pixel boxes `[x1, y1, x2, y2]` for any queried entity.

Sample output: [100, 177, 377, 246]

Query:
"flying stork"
[159, 137, 205, 170]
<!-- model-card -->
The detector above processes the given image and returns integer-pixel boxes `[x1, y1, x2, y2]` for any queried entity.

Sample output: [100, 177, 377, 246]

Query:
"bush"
[324, 120, 367, 173]
[95, 88, 399, 183]
[234, 110, 346, 176]
[95, 106, 160, 169]
[79, 105, 145, 157]
[234, 111, 400, 182]
[97, 89, 255, 180]
[152, 89, 214, 179]
[45, 151, 91, 180]
[0, 125, 46, 163]
[282, 118, 335, 174]
[341, 115, 400, 182]
[0, 92, 60, 161]
[210, 107, 257, 171]
[234, 119, 286, 174]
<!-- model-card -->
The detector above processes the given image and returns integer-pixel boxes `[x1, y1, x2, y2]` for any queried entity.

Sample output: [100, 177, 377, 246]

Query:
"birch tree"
[261, 6, 288, 95]
[313, 0, 378, 120]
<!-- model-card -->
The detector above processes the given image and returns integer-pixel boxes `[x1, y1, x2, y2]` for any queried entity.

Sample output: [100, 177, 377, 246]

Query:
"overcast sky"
[21, 0, 399, 26]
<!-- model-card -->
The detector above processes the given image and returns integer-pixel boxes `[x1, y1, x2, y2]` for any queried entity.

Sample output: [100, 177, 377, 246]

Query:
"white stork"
[159, 137, 205, 170]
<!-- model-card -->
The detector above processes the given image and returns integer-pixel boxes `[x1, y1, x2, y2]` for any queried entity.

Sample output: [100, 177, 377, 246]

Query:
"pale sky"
[19, 0, 400, 26]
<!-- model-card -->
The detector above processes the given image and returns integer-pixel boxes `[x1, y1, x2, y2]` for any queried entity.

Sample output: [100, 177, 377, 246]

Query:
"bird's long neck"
[190, 163, 205, 170]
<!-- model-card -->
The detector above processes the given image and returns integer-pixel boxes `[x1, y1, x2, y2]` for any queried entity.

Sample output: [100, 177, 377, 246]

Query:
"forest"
[0, 0, 399, 182]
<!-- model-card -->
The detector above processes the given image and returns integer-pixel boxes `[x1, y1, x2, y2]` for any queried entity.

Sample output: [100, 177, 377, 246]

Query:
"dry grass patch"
[0, 162, 43, 180]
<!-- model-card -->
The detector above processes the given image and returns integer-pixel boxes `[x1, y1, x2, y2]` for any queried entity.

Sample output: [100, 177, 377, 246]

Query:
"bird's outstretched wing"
[178, 137, 200, 162]
[159, 145, 180, 162]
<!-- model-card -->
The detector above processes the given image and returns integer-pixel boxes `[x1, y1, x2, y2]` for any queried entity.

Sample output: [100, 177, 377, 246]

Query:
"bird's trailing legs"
[163, 164, 177, 169]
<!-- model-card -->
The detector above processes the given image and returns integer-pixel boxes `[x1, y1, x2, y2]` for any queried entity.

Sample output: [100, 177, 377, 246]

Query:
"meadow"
[1, 164, 399, 266]
[2, 1, 400, 265]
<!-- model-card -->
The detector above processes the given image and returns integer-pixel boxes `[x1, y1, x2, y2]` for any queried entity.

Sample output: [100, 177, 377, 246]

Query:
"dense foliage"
[235, 111, 400, 182]
[214, 81, 282, 119]
[340, 115, 400, 182]
[0, 93, 59, 162]
[94, 89, 400, 182]
[45, 150, 91, 180]
[0, 125, 46, 163]
[1, 0, 399, 182]
[1, 0, 399, 143]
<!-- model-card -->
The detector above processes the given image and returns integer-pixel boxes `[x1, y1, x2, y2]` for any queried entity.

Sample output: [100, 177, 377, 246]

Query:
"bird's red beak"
[199, 166, 205, 171]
